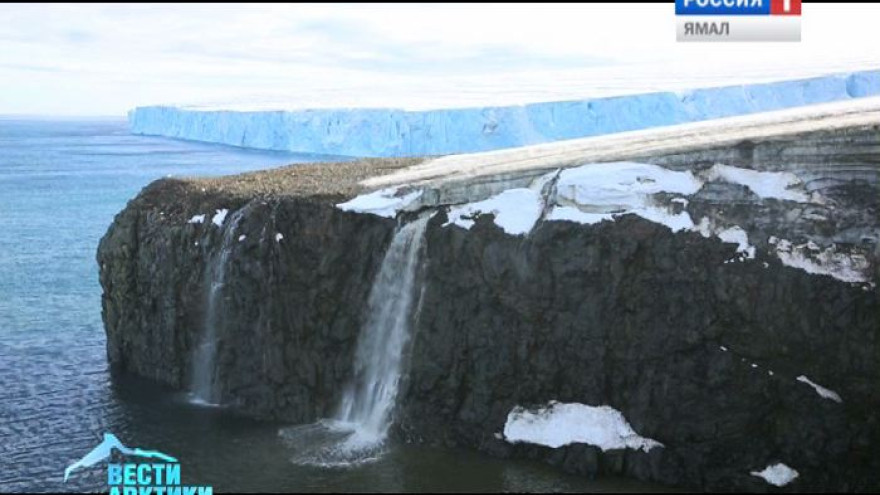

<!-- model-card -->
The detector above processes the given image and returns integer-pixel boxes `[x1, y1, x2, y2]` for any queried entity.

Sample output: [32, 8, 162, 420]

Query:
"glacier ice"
[129, 70, 880, 157]
[548, 161, 702, 233]
[703, 164, 810, 202]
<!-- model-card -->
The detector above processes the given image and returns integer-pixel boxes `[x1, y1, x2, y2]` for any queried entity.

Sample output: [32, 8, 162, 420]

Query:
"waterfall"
[189, 208, 246, 405]
[335, 215, 430, 437]
[279, 215, 430, 466]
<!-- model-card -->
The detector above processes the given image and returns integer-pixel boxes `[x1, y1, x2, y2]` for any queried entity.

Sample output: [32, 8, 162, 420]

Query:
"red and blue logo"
[676, 0, 801, 16]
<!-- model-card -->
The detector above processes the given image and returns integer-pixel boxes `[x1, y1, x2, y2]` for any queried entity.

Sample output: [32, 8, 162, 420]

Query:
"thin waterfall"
[189, 208, 246, 405]
[279, 214, 431, 466]
[335, 215, 430, 438]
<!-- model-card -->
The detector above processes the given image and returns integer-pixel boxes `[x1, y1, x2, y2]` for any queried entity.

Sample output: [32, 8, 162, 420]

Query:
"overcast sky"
[1, 3, 878, 116]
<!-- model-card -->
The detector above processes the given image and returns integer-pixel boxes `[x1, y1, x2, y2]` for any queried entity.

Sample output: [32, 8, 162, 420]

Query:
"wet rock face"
[98, 127, 880, 492]
[399, 212, 879, 491]
[98, 185, 395, 422]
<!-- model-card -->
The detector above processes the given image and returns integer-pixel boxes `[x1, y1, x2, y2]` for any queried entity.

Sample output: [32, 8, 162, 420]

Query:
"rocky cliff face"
[98, 127, 879, 492]
[99, 184, 396, 422]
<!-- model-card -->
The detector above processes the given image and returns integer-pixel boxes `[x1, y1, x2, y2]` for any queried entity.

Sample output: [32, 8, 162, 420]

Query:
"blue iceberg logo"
[64, 432, 177, 482]
[64, 432, 212, 495]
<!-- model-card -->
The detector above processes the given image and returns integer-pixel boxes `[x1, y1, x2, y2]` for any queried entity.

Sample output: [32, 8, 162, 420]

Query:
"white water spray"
[189, 208, 246, 405]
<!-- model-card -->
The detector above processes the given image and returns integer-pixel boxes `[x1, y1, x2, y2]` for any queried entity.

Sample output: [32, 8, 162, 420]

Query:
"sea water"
[0, 118, 670, 492]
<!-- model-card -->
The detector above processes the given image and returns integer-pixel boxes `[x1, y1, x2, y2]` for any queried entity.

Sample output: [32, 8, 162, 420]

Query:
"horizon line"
[0, 113, 127, 120]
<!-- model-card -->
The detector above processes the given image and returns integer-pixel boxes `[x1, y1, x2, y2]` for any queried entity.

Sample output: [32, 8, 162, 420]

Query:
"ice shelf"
[129, 70, 880, 158]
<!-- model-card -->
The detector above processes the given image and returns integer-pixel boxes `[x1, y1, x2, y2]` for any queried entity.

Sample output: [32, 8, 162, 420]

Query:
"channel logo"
[676, 0, 801, 42]
[63, 432, 213, 495]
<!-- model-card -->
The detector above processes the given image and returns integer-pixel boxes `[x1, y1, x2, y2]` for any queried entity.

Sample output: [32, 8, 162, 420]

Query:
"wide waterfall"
[189, 208, 246, 405]
[280, 215, 430, 466]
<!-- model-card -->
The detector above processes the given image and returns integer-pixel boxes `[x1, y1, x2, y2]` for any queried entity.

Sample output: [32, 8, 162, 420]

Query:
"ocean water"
[0, 119, 670, 493]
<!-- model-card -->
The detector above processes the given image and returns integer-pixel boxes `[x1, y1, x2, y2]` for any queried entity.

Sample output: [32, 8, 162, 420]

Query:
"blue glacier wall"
[129, 70, 880, 158]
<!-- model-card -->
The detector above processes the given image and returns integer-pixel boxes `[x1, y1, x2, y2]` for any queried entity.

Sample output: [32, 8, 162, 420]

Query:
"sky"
[0, 3, 878, 116]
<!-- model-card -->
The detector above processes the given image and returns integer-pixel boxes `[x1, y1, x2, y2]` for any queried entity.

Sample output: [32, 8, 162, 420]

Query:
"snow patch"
[275, 233, 284, 242]
[188, 214, 205, 224]
[212, 209, 229, 227]
[631, 206, 695, 233]
[546, 206, 614, 225]
[694, 218, 758, 262]
[703, 164, 810, 202]
[336, 187, 423, 219]
[556, 162, 704, 206]
[444, 188, 544, 236]
[548, 162, 702, 233]
[335, 163, 872, 287]
[238, 235, 246, 242]
[773, 239, 870, 283]
[502, 401, 663, 452]
[796, 375, 843, 403]
[751, 463, 799, 487]
[694, 217, 714, 239]
[717, 226, 756, 260]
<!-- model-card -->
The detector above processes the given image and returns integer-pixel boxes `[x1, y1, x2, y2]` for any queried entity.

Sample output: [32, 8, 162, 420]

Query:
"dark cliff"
[98, 127, 880, 492]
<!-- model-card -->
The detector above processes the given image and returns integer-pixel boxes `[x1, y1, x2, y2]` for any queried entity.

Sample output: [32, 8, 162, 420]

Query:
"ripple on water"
[0, 120, 674, 493]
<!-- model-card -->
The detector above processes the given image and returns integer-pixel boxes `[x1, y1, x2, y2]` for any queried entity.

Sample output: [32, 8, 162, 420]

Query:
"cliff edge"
[98, 122, 879, 491]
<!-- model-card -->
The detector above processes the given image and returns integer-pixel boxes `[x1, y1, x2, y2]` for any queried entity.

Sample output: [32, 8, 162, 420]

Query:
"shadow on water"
[103, 373, 677, 493]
